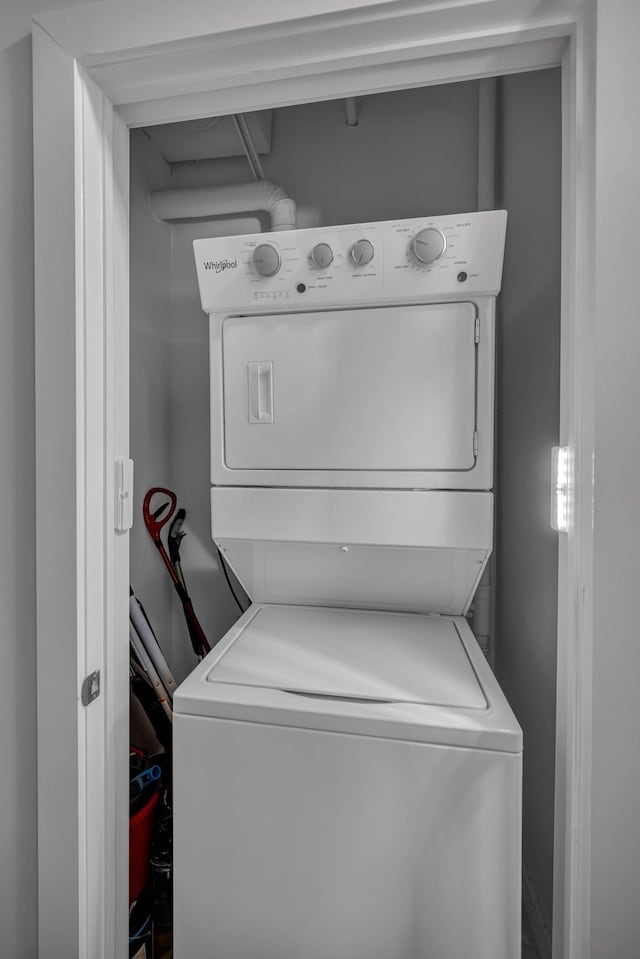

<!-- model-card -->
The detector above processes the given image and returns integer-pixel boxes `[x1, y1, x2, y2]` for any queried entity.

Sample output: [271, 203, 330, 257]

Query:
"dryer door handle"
[247, 361, 274, 423]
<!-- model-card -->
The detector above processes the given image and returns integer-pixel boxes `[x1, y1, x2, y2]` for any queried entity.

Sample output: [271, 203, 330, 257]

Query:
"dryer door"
[221, 302, 477, 474]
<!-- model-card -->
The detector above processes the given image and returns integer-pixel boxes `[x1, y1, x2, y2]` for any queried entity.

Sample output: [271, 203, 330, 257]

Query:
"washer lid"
[207, 605, 486, 709]
[176, 604, 522, 752]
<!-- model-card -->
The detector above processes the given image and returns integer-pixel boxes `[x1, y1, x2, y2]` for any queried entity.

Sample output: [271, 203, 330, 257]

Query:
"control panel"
[193, 210, 507, 313]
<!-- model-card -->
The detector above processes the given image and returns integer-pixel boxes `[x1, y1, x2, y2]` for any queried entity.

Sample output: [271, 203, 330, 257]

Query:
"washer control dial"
[310, 242, 334, 270]
[253, 243, 282, 277]
[409, 228, 447, 266]
[350, 238, 375, 267]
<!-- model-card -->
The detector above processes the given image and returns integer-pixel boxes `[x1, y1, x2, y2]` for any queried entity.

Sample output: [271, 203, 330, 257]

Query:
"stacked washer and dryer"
[174, 212, 522, 959]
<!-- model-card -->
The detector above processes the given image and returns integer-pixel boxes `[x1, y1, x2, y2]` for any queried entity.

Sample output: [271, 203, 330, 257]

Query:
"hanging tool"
[143, 487, 211, 658]
[130, 660, 172, 753]
[130, 588, 176, 704]
[167, 508, 187, 592]
[130, 623, 173, 722]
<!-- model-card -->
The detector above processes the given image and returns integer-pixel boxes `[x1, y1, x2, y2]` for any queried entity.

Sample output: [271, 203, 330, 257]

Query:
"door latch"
[81, 670, 101, 706]
[114, 458, 134, 532]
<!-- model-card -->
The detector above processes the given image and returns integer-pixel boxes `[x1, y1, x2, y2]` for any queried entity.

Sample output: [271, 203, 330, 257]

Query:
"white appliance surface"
[173, 605, 522, 959]
[207, 604, 486, 707]
[174, 714, 521, 959]
[175, 210, 520, 959]
[212, 487, 492, 615]
[200, 211, 505, 491]
[222, 302, 476, 472]
[194, 210, 507, 312]
[174, 604, 522, 753]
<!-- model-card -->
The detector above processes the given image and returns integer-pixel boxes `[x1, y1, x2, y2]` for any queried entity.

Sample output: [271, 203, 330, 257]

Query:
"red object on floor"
[129, 790, 160, 904]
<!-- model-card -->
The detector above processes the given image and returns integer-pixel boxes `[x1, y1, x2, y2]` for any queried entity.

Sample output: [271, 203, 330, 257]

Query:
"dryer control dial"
[409, 228, 447, 266]
[310, 243, 334, 270]
[350, 238, 375, 267]
[253, 243, 282, 277]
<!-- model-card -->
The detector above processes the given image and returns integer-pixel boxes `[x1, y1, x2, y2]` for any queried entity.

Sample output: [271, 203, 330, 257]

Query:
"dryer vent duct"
[149, 180, 297, 232]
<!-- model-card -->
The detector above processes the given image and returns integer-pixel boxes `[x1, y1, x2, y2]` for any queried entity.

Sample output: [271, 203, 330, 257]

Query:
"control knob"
[310, 242, 334, 270]
[350, 238, 375, 267]
[253, 243, 282, 277]
[409, 228, 446, 266]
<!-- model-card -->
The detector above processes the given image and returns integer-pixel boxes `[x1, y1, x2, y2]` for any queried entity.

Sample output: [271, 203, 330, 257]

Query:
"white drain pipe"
[149, 179, 297, 232]
[345, 97, 359, 127]
[477, 77, 497, 212]
[473, 77, 498, 663]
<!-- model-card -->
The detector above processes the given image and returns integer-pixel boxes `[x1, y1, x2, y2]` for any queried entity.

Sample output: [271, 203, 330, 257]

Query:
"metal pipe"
[475, 76, 498, 663]
[232, 114, 265, 181]
[477, 77, 497, 210]
[345, 97, 359, 127]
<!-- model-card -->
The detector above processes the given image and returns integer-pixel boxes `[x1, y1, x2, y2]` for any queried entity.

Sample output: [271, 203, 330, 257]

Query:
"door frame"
[32, 1, 595, 957]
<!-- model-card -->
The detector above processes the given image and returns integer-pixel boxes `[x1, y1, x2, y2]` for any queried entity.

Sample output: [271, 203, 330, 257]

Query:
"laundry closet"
[128, 70, 560, 957]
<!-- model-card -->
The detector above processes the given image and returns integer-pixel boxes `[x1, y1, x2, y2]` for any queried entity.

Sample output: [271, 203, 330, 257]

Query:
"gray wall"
[495, 69, 562, 935]
[0, 3, 99, 956]
[169, 82, 480, 221]
[591, 3, 640, 955]
[129, 130, 176, 670]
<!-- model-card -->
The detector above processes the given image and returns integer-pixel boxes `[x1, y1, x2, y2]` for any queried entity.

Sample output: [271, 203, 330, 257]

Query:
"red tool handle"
[142, 487, 211, 657]
[143, 487, 177, 545]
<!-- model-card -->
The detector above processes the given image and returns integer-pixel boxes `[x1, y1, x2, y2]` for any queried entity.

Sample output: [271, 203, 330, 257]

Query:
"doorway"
[32, 6, 594, 958]
[129, 70, 560, 957]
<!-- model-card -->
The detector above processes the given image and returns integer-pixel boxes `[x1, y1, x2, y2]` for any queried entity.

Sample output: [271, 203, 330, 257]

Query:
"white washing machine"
[174, 212, 522, 959]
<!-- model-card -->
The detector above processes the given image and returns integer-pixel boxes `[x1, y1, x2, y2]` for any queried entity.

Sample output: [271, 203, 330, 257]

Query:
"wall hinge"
[81, 670, 101, 707]
[473, 430, 479, 456]
[114, 458, 134, 532]
[474, 317, 480, 344]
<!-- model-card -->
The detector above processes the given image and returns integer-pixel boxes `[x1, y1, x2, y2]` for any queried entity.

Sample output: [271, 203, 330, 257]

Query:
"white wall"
[591, 3, 640, 957]
[495, 68, 562, 935]
[0, 3, 100, 956]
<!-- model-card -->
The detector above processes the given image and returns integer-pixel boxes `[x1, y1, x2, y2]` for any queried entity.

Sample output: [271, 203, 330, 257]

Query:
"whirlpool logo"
[203, 258, 238, 274]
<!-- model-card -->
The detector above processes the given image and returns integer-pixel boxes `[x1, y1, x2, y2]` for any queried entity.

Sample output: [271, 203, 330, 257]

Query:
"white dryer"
[174, 212, 522, 959]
